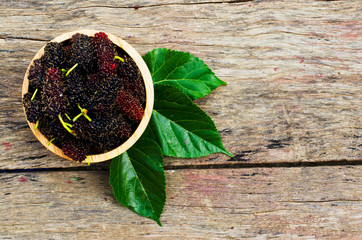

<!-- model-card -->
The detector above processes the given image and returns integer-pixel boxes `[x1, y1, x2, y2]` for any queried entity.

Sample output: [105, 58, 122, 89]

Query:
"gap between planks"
[1, 158, 361, 173]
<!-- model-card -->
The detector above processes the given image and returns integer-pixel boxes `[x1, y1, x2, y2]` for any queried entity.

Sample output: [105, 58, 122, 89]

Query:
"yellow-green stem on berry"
[31, 89, 38, 101]
[58, 114, 76, 136]
[34, 120, 39, 130]
[77, 105, 92, 122]
[48, 138, 55, 146]
[86, 155, 91, 165]
[61, 69, 67, 73]
[78, 104, 84, 111]
[114, 56, 124, 62]
[72, 112, 83, 122]
[94, 91, 97, 95]
[65, 113, 71, 121]
[66, 63, 78, 77]
[83, 113, 92, 122]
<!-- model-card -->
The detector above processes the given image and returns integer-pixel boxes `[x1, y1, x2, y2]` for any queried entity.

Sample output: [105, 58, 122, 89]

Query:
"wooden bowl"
[22, 30, 154, 164]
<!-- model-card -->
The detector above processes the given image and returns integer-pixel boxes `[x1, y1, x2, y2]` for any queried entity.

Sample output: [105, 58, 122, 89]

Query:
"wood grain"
[0, 1, 361, 169]
[1, 166, 361, 239]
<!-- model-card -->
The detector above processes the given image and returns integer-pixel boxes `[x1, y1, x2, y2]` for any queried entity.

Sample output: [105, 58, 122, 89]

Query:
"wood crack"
[75, 0, 252, 10]
[0, 158, 361, 173]
[282, 199, 362, 203]
[0, 35, 49, 42]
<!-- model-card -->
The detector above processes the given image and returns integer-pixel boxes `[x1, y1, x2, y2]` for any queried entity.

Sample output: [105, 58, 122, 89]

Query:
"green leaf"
[109, 138, 166, 226]
[144, 84, 232, 158]
[143, 48, 227, 100]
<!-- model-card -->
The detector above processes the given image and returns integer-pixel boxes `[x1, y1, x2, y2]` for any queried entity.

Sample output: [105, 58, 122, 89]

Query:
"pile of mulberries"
[22, 32, 146, 162]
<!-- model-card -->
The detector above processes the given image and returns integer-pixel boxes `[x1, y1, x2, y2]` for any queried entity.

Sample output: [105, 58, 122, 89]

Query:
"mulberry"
[43, 42, 65, 68]
[62, 44, 73, 69]
[62, 140, 87, 162]
[38, 115, 68, 147]
[94, 32, 117, 76]
[110, 114, 132, 140]
[84, 113, 131, 153]
[28, 59, 44, 91]
[71, 33, 95, 70]
[73, 117, 89, 139]
[119, 57, 146, 105]
[118, 89, 144, 122]
[42, 68, 67, 115]
[64, 70, 86, 106]
[87, 75, 122, 113]
[85, 73, 100, 96]
[87, 115, 108, 138]
[23, 92, 43, 123]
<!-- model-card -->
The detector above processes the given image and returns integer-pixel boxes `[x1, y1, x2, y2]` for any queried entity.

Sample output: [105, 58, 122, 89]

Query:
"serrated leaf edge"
[154, 83, 233, 157]
[143, 48, 228, 90]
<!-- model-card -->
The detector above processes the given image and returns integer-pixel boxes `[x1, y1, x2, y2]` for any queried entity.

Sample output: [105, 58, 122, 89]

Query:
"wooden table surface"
[1, 0, 361, 239]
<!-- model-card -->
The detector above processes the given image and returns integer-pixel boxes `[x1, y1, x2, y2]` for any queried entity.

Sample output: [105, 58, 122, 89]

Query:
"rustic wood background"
[0, 0, 361, 239]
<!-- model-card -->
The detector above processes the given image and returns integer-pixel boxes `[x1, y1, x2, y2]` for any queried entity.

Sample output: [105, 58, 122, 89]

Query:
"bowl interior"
[22, 30, 154, 163]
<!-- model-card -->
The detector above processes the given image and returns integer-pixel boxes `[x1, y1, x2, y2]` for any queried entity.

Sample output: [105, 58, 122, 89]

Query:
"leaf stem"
[72, 113, 83, 122]
[66, 63, 78, 77]
[114, 56, 124, 62]
[77, 105, 92, 122]
[48, 138, 55, 146]
[34, 120, 39, 130]
[58, 114, 76, 136]
[31, 89, 38, 101]
[65, 113, 71, 121]
[83, 113, 92, 122]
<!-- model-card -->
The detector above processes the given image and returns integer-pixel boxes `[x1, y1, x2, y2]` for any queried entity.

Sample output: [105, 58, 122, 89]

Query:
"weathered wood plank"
[0, 166, 361, 239]
[0, 0, 361, 169]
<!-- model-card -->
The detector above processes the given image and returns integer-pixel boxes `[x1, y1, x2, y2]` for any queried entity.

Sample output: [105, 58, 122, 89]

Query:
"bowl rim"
[22, 29, 154, 163]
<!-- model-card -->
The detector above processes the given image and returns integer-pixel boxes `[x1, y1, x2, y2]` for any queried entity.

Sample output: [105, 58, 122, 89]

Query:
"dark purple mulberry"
[84, 113, 131, 152]
[85, 73, 100, 97]
[28, 59, 44, 91]
[43, 42, 65, 68]
[23, 92, 43, 123]
[87, 75, 122, 112]
[64, 70, 86, 106]
[71, 33, 95, 70]
[38, 115, 68, 147]
[42, 68, 67, 115]
[73, 117, 89, 140]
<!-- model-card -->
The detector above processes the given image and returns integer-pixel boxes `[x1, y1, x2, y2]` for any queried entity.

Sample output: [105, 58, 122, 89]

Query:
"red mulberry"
[118, 89, 144, 121]
[62, 140, 87, 162]
[119, 57, 146, 105]
[94, 32, 117, 76]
